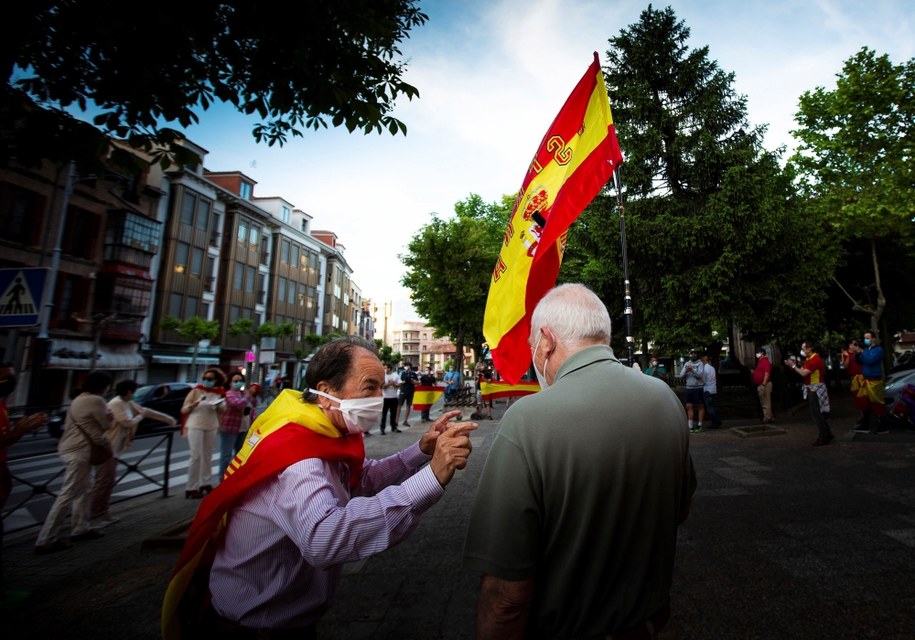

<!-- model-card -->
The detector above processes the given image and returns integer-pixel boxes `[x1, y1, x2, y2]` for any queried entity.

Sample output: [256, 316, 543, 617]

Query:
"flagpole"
[612, 165, 635, 366]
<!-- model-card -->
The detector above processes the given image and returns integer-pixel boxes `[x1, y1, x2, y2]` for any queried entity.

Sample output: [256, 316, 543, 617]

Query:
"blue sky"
[176, 0, 915, 331]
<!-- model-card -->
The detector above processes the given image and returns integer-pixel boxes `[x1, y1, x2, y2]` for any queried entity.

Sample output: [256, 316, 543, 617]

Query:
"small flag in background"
[483, 52, 623, 384]
[479, 380, 541, 401]
[412, 385, 444, 411]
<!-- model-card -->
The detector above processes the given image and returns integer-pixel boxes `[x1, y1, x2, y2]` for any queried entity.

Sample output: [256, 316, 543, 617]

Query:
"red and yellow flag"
[412, 385, 444, 411]
[479, 380, 541, 401]
[483, 52, 623, 384]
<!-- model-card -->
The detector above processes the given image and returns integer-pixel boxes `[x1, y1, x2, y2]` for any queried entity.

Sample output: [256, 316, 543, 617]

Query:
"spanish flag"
[413, 385, 444, 411]
[161, 390, 364, 639]
[483, 52, 623, 384]
[479, 380, 541, 401]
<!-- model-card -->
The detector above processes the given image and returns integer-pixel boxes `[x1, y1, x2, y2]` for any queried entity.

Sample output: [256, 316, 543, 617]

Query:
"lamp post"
[614, 166, 636, 367]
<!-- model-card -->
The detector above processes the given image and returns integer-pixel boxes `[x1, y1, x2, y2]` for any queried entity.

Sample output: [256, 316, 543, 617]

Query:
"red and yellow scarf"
[161, 390, 364, 639]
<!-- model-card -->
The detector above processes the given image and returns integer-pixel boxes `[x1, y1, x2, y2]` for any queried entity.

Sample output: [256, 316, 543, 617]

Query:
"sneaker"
[402, 422, 410, 427]
[70, 529, 104, 542]
[392, 427, 402, 433]
[871, 428, 890, 435]
[852, 427, 871, 434]
[691, 426, 703, 433]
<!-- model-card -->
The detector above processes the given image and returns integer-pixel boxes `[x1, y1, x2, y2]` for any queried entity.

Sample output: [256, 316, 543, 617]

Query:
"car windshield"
[134, 385, 156, 400]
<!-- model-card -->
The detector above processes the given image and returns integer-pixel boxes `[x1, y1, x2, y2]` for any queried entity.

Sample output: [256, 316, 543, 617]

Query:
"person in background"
[463, 284, 695, 639]
[443, 365, 460, 402]
[841, 339, 865, 428]
[644, 356, 667, 380]
[218, 372, 254, 478]
[752, 348, 774, 424]
[91, 379, 175, 527]
[162, 337, 477, 638]
[851, 330, 889, 435]
[35, 371, 113, 554]
[700, 352, 722, 429]
[679, 349, 705, 432]
[181, 368, 227, 499]
[786, 341, 835, 446]
[378, 364, 401, 435]
[418, 365, 437, 423]
[1, 362, 48, 588]
[398, 362, 418, 427]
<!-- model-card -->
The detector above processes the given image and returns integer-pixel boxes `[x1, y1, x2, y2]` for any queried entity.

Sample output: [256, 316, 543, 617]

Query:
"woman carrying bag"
[35, 371, 113, 554]
[181, 368, 226, 499]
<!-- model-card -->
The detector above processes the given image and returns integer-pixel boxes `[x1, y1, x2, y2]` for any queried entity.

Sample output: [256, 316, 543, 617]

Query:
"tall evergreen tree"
[562, 5, 830, 356]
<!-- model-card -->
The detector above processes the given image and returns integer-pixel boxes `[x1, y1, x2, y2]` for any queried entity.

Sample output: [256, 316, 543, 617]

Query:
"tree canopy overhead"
[2, 0, 428, 166]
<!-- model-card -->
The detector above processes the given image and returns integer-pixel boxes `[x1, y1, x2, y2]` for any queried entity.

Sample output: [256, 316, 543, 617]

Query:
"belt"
[204, 605, 317, 640]
[605, 601, 671, 640]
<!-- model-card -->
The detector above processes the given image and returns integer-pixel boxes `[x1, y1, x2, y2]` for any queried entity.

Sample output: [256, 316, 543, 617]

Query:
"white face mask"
[532, 332, 550, 389]
[309, 388, 383, 435]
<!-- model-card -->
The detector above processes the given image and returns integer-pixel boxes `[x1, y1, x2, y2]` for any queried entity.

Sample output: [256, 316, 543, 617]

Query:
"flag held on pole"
[483, 52, 624, 384]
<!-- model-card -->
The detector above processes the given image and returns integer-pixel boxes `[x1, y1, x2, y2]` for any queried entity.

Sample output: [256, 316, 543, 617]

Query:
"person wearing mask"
[679, 349, 705, 432]
[91, 379, 175, 527]
[851, 330, 889, 435]
[378, 364, 401, 435]
[181, 368, 227, 499]
[751, 348, 774, 424]
[418, 366, 437, 422]
[218, 372, 255, 477]
[162, 337, 477, 638]
[35, 372, 113, 553]
[463, 284, 695, 639]
[786, 341, 835, 446]
[644, 356, 667, 380]
[398, 363, 418, 427]
[700, 353, 722, 429]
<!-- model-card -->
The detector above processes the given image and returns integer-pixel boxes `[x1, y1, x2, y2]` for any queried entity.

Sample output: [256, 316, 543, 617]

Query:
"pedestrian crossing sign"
[0, 267, 48, 327]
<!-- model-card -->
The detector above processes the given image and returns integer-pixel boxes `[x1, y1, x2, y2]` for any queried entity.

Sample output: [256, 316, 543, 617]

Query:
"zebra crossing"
[2, 436, 218, 534]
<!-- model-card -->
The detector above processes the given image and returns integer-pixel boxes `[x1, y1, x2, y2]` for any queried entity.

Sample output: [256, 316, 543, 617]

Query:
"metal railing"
[2, 428, 177, 534]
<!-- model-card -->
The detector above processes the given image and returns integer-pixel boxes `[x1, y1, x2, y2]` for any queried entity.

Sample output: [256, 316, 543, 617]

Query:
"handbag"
[74, 423, 114, 465]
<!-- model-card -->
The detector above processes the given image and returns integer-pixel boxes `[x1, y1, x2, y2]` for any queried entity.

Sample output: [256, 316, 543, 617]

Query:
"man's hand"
[419, 409, 464, 454]
[427, 419, 478, 487]
[13, 412, 49, 437]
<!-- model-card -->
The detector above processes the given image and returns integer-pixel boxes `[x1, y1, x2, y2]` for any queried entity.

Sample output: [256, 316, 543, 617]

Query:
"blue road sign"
[0, 267, 49, 327]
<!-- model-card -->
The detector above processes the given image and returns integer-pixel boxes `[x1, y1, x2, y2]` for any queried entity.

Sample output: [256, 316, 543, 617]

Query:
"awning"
[151, 354, 220, 365]
[47, 339, 145, 370]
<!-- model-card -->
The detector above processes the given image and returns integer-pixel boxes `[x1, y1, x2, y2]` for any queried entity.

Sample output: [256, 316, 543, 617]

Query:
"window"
[237, 220, 248, 244]
[287, 281, 295, 304]
[194, 197, 209, 231]
[290, 245, 299, 269]
[250, 226, 259, 248]
[233, 261, 244, 290]
[281, 239, 290, 264]
[277, 277, 286, 302]
[186, 296, 198, 318]
[240, 182, 252, 200]
[174, 242, 189, 273]
[281, 206, 291, 224]
[180, 191, 195, 225]
[298, 283, 306, 306]
[190, 247, 204, 275]
[201, 302, 210, 319]
[205, 256, 215, 279]
[3, 186, 43, 245]
[168, 293, 182, 318]
[230, 305, 241, 323]
[245, 266, 255, 293]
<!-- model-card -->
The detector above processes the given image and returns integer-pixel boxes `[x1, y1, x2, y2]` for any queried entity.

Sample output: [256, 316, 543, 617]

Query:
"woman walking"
[218, 372, 257, 478]
[35, 372, 113, 554]
[181, 368, 226, 499]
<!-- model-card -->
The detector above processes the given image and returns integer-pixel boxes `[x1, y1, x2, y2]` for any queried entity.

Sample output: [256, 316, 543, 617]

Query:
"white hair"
[530, 283, 612, 349]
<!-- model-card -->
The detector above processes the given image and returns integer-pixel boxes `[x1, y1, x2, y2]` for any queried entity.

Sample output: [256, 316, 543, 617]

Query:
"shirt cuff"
[403, 441, 433, 466]
[402, 465, 445, 513]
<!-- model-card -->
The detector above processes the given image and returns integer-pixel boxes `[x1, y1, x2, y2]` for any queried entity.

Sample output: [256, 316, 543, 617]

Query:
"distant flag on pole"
[483, 52, 624, 384]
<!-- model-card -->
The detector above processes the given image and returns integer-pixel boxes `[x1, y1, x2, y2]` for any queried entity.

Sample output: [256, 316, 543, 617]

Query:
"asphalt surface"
[3, 392, 914, 639]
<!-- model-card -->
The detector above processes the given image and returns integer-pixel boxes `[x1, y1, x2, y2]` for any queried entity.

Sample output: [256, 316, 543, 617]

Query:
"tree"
[790, 48, 915, 338]
[374, 339, 402, 367]
[400, 194, 509, 375]
[2, 1, 428, 167]
[562, 5, 831, 357]
[161, 315, 220, 381]
[228, 318, 295, 383]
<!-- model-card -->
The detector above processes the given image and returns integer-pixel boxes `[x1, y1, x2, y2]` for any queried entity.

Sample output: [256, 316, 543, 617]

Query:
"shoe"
[34, 540, 73, 555]
[691, 427, 703, 433]
[70, 529, 104, 542]
[199, 485, 213, 495]
[402, 422, 410, 427]
[185, 490, 203, 499]
[812, 437, 833, 446]
[364, 431, 372, 437]
[392, 427, 402, 433]
[871, 428, 890, 435]
[380, 430, 386, 435]
[852, 427, 871, 434]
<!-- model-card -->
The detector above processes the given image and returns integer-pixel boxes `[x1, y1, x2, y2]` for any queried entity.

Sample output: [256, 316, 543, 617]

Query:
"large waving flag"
[483, 52, 623, 384]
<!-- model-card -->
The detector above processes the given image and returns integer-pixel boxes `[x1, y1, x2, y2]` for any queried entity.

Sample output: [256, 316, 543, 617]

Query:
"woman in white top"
[181, 368, 227, 498]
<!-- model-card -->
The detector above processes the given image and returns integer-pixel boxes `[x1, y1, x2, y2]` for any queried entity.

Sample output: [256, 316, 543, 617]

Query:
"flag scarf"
[483, 52, 623, 384]
[479, 380, 541, 401]
[161, 390, 365, 639]
[412, 385, 444, 411]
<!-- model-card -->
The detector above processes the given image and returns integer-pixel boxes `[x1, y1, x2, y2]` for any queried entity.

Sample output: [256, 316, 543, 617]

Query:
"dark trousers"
[703, 392, 722, 427]
[381, 398, 398, 430]
[808, 390, 832, 440]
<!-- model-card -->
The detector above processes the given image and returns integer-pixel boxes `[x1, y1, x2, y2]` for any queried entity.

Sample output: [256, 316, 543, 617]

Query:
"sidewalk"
[3, 394, 914, 639]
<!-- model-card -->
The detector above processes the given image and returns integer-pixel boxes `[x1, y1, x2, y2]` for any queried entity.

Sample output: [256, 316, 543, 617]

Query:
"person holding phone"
[181, 368, 227, 498]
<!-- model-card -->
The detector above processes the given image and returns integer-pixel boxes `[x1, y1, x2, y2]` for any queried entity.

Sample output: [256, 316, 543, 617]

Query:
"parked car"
[885, 368, 915, 421]
[133, 382, 193, 434]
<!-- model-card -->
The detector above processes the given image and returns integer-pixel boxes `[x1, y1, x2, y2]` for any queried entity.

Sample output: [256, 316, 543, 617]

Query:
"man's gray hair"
[531, 283, 612, 348]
